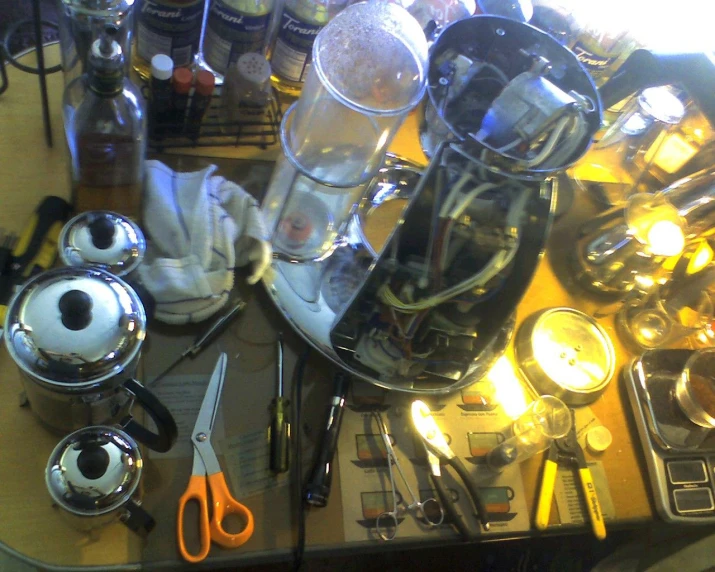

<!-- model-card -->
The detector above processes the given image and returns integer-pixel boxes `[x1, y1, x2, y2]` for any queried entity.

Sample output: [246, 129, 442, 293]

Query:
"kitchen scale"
[624, 349, 715, 523]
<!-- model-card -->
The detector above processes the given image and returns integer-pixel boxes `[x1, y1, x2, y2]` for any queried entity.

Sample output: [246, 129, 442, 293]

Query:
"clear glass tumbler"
[616, 286, 714, 352]
[286, 0, 428, 187]
[262, 1, 429, 261]
[486, 395, 572, 471]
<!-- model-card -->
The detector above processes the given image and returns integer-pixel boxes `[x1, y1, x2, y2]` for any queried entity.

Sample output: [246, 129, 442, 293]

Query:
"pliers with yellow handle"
[535, 409, 606, 540]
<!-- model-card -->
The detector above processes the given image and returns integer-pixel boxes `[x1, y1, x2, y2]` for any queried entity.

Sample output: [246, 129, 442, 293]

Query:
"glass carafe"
[64, 30, 147, 220]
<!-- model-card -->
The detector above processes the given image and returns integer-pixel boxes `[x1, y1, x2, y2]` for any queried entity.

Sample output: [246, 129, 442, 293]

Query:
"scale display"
[624, 349, 715, 523]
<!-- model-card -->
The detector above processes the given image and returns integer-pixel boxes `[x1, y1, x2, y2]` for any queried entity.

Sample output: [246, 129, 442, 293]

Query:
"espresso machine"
[263, 11, 601, 393]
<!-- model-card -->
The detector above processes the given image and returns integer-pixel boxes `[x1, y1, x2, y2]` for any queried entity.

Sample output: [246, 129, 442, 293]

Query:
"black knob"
[59, 289, 93, 331]
[88, 215, 116, 250]
[76, 445, 110, 480]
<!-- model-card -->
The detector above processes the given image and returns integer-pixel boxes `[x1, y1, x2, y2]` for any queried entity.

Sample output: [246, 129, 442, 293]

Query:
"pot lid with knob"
[46, 426, 143, 516]
[3, 266, 146, 386]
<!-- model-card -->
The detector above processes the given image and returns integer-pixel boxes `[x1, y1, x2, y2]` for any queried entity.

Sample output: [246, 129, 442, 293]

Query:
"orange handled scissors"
[177, 353, 254, 563]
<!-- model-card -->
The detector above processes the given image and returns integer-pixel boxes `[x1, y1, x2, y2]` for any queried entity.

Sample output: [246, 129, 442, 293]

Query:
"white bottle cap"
[586, 425, 612, 453]
[236, 53, 272, 87]
[151, 54, 174, 81]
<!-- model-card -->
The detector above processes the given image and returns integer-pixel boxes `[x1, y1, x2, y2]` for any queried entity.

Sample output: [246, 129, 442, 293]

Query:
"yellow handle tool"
[579, 467, 607, 540]
[535, 458, 558, 531]
[0, 196, 71, 328]
[535, 409, 607, 540]
[10, 196, 71, 280]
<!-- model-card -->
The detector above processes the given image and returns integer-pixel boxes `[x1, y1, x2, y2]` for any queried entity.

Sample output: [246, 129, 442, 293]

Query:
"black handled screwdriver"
[269, 333, 290, 474]
[148, 299, 246, 386]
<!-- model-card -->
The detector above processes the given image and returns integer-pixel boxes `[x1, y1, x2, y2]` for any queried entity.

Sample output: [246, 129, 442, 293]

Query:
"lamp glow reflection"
[487, 356, 531, 420]
[646, 220, 685, 257]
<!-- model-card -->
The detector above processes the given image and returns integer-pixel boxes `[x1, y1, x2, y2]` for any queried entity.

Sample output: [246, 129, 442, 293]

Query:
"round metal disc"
[515, 307, 615, 405]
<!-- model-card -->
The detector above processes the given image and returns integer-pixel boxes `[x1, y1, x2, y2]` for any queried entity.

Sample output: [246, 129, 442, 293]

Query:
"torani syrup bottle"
[199, 0, 276, 82]
[268, 0, 349, 97]
[133, 0, 206, 80]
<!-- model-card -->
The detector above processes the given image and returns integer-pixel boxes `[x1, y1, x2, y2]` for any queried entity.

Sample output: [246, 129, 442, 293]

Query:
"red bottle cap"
[172, 67, 193, 95]
[195, 70, 216, 97]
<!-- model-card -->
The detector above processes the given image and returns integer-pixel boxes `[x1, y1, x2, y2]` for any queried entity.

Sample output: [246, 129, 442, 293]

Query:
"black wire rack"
[147, 87, 283, 151]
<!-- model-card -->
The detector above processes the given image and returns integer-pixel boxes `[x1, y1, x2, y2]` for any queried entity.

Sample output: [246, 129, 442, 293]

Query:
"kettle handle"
[121, 378, 178, 453]
[120, 499, 156, 537]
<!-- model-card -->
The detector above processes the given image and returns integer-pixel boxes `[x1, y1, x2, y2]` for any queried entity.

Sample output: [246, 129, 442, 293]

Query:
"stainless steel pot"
[46, 425, 155, 536]
[58, 210, 146, 277]
[4, 266, 176, 452]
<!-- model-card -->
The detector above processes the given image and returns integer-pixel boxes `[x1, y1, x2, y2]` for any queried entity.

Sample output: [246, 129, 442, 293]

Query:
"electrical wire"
[520, 114, 574, 168]
[439, 181, 502, 272]
[540, 112, 588, 170]
[378, 187, 532, 312]
[292, 346, 311, 572]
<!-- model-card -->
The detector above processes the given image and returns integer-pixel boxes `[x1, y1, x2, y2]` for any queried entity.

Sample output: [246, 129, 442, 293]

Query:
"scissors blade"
[192, 353, 228, 439]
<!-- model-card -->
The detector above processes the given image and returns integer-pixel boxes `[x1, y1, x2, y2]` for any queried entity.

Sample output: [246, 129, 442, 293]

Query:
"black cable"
[291, 346, 310, 572]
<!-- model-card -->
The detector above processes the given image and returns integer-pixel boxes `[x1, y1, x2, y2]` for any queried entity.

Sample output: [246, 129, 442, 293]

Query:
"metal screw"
[439, 77, 449, 86]
[568, 358, 576, 366]
[496, 28, 506, 36]
[196, 432, 208, 442]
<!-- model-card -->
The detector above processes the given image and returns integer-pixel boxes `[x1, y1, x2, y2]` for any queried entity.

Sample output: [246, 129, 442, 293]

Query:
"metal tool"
[150, 299, 246, 386]
[535, 408, 606, 540]
[372, 411, 444, 540]
[269, 333, 290, 473]
[177, 353, 254, 563]
[304, 372, 350, 508]
[411, 400, 490, 538]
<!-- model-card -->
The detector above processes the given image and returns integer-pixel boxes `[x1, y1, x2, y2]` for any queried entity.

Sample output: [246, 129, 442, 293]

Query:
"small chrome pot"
[58, 210, 146, 278]
[46, 426, 155, 536]
[4, 266, 176, 452]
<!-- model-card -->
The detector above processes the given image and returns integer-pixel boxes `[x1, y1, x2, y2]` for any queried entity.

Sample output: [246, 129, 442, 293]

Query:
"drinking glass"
[486, 395, 572, 471]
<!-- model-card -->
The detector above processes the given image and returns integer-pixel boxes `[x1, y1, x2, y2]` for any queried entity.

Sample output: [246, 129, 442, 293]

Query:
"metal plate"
[515, 307, 615, 405]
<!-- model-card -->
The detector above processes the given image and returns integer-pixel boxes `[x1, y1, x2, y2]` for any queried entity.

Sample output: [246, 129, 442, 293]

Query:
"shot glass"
[616, 286, 714, 352]
[486, 396, 572, 471]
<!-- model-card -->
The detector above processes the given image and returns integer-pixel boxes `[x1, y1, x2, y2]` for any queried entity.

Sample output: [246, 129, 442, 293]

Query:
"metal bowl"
[515, 307, 616, 405]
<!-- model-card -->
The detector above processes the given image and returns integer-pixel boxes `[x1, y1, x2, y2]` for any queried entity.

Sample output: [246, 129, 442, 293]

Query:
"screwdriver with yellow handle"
[0, 196, 72, 330]
[534, 409, 607, 540]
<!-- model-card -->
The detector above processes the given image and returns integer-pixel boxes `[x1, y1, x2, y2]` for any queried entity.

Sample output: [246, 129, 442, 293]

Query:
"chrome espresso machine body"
[265, 14, 601, 393]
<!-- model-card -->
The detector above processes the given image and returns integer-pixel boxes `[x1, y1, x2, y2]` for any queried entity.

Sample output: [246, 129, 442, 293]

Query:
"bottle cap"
[236, 53, 272, 87]
[586, 425, 612, 453]
[195, 70, 216, 97]
[172, 67, 194, 95]
[151, 54, 173, 81]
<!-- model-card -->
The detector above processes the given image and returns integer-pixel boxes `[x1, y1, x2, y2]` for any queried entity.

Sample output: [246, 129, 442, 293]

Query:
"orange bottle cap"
[172, 67, 193, 94]
[195, 70, 216, 97]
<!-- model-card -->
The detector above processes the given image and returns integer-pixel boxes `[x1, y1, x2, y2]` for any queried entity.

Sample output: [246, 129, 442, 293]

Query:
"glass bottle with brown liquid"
[63, 28, 146, 221]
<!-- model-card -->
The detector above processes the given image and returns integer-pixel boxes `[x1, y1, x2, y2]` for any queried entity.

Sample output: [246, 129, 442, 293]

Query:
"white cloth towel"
[137, 160, 271, 324]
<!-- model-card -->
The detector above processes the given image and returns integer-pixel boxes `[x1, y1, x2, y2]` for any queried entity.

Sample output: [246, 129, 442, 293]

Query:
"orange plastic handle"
[177, 475, 211, 563]
[207, 472, 255, 548]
